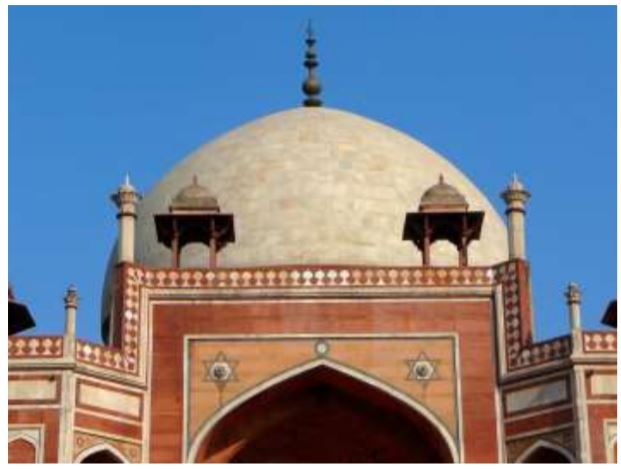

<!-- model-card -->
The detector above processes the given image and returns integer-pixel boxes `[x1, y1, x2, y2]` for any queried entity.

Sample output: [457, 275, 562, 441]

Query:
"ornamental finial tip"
[302, 20, 322, 107]
[306, 19, 314, 39]
[64, 284, 79, 309]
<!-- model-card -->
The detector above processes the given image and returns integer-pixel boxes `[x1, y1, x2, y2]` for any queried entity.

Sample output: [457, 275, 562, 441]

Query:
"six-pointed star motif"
[405, 351, 439, 383]
[202, 351, 239, 389]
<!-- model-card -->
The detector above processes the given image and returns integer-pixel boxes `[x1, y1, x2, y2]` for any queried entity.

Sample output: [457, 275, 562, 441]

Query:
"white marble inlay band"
[9, 380, 57, 401]
[506, 379, 567, 414]
[591, 375, 617, 396]
[78, 383, 141, 418]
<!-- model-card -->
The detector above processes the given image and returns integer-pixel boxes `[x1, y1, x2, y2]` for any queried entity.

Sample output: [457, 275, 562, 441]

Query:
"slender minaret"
[63, 284, 78, 356]
[111, 175, 141, 263]
[565, 282, 583, 353]
[302, 21, 322, 107]
[501, 174, 531, 260]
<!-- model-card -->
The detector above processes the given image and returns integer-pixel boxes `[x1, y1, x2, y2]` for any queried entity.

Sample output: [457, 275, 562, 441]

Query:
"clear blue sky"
[9, 6, 616, 342]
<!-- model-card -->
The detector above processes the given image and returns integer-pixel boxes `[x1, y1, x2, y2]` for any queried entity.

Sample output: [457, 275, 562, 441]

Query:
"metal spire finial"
[302, 20, 322, 107]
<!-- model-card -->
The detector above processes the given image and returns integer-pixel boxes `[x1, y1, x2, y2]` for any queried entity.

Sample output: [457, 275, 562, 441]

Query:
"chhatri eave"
[8, 27, 617, 464]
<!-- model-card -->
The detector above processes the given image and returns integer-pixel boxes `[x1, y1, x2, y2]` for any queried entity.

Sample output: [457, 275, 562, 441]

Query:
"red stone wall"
[588, 403, 617, 463]
[8, 409, 59, 463]
[149, 298, 499, 462]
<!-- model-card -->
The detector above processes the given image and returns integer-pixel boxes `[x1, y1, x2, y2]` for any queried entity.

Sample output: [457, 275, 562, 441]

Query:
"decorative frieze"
[128, 265, 495, 289]
[514, 336, 572, 369]
[8, 336, 63, 358]
[583, 331, 617, 353]
[494, 261, 573, 372]
[74, 264, 495, 377]
[76, 340, 133, 373]
[12, 260, 606, 381]
[495, 261, 526, 369]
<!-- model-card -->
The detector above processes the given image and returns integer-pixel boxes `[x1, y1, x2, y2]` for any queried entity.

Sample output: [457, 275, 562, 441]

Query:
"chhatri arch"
[187, 359, 460, 463]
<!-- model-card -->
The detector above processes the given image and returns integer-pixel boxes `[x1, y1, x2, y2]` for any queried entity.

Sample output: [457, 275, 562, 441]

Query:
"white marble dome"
[132, 107, 507, 268]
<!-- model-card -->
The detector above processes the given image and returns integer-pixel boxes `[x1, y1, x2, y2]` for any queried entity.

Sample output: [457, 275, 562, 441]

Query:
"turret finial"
[302, 20, 322, 107]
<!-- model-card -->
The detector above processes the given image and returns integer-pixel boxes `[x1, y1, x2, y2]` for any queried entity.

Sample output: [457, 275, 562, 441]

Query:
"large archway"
[190, 363, 457, 463]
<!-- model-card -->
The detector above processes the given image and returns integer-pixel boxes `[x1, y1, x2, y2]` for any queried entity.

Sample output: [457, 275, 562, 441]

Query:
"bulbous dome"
[131, 107, 506, 268]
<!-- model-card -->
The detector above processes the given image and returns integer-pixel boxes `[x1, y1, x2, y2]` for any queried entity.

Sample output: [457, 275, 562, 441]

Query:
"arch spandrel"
[185, 335, 461, 453]
[187, 358, 460, 463]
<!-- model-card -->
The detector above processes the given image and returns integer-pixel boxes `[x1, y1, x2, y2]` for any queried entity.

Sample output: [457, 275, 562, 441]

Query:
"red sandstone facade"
[7, 45, 617, 460]
[8, 256, 617, 463]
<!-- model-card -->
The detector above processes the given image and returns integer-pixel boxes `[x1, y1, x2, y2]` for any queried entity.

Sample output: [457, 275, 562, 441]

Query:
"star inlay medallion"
[405, 351, 439, 386]
[202, 351, 239, 390]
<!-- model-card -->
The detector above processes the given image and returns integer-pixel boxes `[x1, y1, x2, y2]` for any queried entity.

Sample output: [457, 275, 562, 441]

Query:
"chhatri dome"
[419, 175, 469, 212]
[169, 175, 220, 213]
[102, 25, 508, 320]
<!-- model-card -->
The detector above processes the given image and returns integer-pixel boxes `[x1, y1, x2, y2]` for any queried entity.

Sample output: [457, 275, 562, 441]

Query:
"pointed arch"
[187, 358, 460, 463]
[75, 443, 129, 463]
[515, 439, 575, 463]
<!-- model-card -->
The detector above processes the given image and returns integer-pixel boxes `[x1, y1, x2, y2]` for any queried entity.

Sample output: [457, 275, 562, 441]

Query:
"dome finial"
[302, 20, 322, 107]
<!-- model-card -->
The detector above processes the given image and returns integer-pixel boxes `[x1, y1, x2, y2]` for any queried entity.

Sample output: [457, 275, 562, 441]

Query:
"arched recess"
[188, 359, 459, 463]
[8, 436, 37, 463]
[515, 440, 575, 463]
[75, 443, 128, 463]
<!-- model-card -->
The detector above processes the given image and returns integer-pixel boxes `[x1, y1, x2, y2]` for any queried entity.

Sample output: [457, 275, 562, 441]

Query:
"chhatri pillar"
[565, 282, 583, 354]
[63, 284, 78, 356]
[111, 175, 141, 264]
[501, 174, 531, 261]
[154, 176, 235, 269]
[402, 175, 484, 267]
